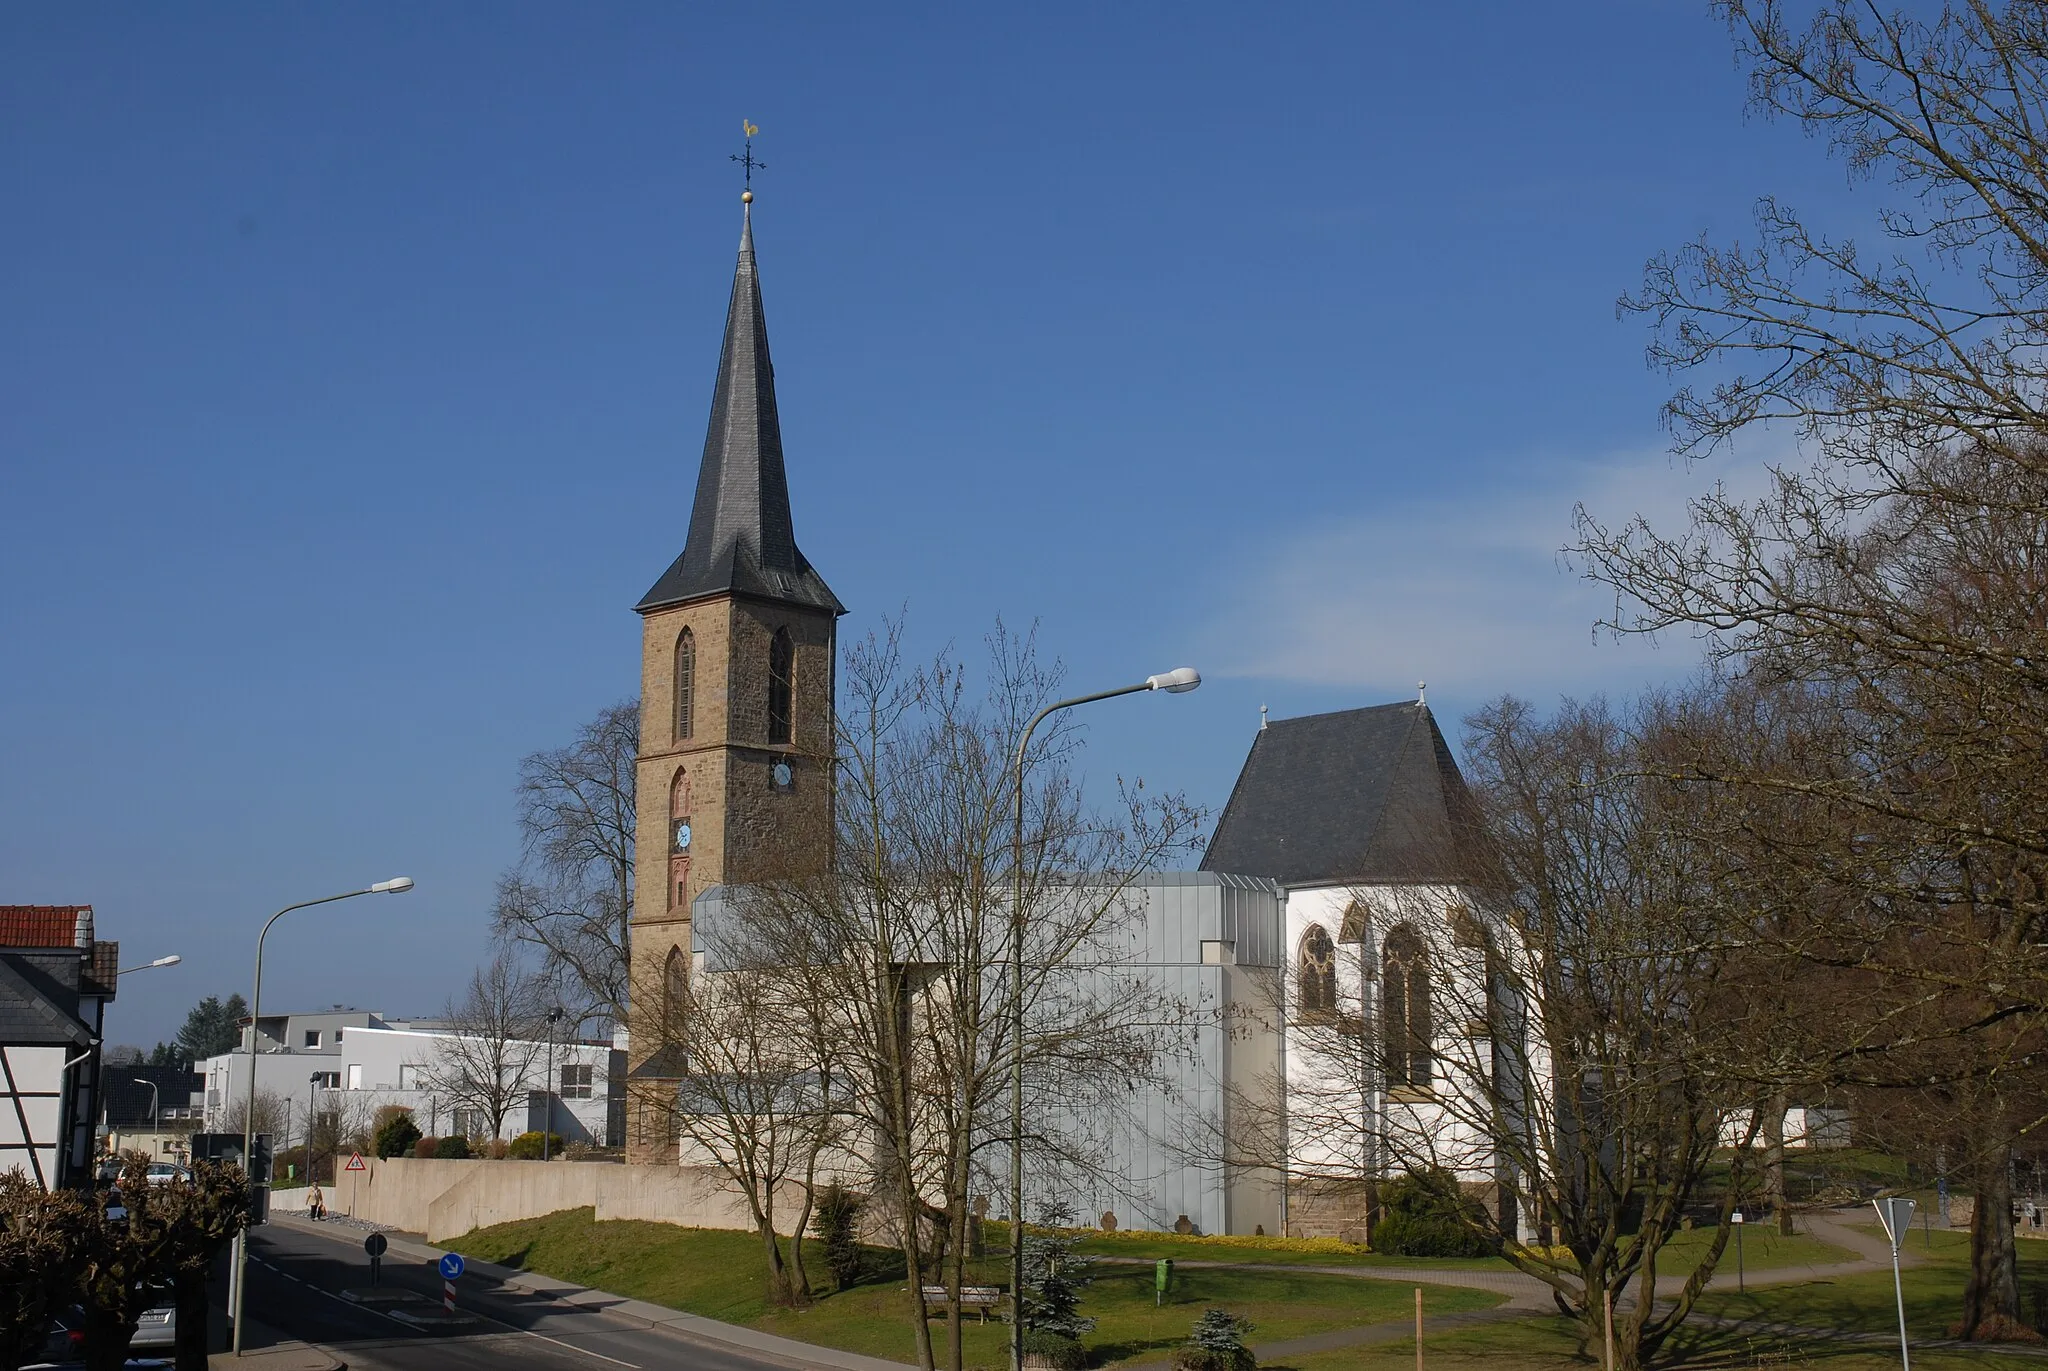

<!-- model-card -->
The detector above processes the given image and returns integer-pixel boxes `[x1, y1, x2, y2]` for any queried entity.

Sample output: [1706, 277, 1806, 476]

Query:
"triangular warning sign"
[344, 1152, 367, 1172]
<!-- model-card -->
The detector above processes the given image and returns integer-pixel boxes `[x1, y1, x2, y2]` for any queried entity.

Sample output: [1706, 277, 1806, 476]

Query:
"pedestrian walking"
[307, 1181, 325, 1221]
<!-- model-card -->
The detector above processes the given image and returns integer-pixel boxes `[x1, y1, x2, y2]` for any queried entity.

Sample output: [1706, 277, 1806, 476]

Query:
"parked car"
[142, 1163, 189, 1186]
[29, 1290, 176, 1365]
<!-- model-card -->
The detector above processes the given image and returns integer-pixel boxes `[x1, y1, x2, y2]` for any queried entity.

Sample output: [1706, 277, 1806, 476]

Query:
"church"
[621, 192, 1527, 1239]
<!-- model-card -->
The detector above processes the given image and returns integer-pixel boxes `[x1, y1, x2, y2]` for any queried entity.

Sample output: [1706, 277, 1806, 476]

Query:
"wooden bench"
[921, 1285, 1005, 1323]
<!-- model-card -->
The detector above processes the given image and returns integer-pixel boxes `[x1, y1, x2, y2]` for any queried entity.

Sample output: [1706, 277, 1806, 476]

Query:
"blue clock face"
[772, 761, 793, 789]
[674, 822, 692, 851]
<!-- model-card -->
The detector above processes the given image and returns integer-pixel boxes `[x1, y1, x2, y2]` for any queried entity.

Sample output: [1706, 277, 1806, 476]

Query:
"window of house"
[312, 1072, 340, 1089]
[768, 628, 794, 744]
[345, 1063, 363, 1090]
[1382, 924, 1433, 1090]
[304, 1030, 321, 1049]
[1297, 923, 1337, 1016]
[561, 1064, 594, 1099]
[675, 628, 696, 740]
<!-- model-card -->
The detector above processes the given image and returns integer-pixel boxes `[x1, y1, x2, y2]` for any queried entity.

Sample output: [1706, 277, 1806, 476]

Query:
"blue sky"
[2, 4, 1858, 1044]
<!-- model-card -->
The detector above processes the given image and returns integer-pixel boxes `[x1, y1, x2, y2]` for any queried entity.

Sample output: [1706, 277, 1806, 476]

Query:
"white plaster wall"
[0, 1045, 65, 1187]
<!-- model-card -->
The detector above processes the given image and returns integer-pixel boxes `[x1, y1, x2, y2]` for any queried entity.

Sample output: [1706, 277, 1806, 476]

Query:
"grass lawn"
[1267, 1311, 2033, 1371]
[1695, 1222, 2048, 1342]
[1057, 1220, 1849, 1281]
[449, 1207, 1501, 1368]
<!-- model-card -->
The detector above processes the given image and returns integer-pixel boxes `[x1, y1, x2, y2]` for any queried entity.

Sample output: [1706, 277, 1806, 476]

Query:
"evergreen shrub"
[1370, 1169, 1498, 1259]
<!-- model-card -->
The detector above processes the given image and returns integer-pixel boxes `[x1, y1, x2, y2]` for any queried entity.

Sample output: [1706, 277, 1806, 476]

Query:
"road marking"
[252, 1237, 642, 1368]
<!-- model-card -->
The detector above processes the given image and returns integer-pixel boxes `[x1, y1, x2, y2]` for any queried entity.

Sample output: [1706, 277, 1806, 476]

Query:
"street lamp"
[1009, 667, 1199, 1371]
[307, 1073, 323, 1179]
[230, 877, 414, 1356]
[133, 1078, 161, 1151]
[116, 954, 182, 976]
[543, 1008, 565, 1162]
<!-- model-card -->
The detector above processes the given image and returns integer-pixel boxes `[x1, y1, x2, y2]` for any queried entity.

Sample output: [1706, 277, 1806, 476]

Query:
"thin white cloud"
[1198, 442, 1790, 699]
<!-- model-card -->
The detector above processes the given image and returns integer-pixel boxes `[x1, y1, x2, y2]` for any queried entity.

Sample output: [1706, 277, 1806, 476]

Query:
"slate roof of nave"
[1199, 701, 1482, 888]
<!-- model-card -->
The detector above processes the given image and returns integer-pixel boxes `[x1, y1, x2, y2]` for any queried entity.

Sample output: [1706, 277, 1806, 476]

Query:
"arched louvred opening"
[669, 768, 693, 910]
[674, 628, 696, 741]
[662, 945, 689, 1045]
[1382, 924, 1433, 1089]
[1297, 923, 1337, 1017]
[768, 627, 795, 744]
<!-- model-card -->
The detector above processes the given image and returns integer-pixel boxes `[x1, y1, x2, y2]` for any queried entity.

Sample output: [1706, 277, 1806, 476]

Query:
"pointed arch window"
[669, 768, 693, 910]
[1382, 924, 1433, 1089]
[1297, 923, 1337, 1017]
[768, 627, 795, 745]
[662, 945, 689, 1045]
[674, 628, 696, 741]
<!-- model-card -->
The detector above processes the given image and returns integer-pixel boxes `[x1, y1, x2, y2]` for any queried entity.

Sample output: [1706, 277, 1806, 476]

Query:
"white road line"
[253, 1238, 642, 1368]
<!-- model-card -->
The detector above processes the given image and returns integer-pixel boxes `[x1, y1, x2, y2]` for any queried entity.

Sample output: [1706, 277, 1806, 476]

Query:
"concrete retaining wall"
[336, 1156, 798, 1243]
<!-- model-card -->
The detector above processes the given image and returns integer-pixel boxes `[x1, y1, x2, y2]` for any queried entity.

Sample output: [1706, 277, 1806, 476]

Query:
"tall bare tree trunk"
[1963, 1145, 2021, 1339]
[1763, 1094, 1792, 1236]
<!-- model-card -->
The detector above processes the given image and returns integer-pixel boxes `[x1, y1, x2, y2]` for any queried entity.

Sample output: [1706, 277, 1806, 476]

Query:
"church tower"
[625, 195, 843, 1161]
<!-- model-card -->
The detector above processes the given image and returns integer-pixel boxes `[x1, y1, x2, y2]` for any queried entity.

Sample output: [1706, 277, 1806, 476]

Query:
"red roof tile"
[0, 905, 92, 948]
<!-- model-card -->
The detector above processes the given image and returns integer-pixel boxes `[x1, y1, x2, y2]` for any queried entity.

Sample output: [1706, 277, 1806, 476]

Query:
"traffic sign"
[364, 1233, 388, 1258]
[439, 1252, 465, 1280]
[1874, 1196, 1915, 1253]
[343, 1153, 366, 1173]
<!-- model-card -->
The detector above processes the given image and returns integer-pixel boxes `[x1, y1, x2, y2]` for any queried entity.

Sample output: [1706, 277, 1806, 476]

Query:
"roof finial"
[732, 120, 764, 204]
[1260, 704, 1268, 732]
[1417, 680, 1427, 706]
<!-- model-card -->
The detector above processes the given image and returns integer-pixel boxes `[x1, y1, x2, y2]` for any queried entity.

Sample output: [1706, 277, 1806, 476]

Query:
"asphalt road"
[221, 1219, 820, 1371]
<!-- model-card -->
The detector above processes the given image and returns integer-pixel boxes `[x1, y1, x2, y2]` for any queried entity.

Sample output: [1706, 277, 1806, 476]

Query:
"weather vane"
[731, 120, 765, 201]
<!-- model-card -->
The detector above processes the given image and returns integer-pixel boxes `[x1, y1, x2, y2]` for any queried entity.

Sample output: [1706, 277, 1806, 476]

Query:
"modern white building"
[199, 1009, 623, 1148]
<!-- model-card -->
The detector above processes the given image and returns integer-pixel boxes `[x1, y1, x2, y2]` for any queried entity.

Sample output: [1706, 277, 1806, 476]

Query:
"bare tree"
[218, 1088, 288, 1140]
[709, 623, 1203, 1371]
[493, 700, 637, 1030]
[669, 946, 847, 1307]
[421, 952, 550, 1139]
[1582, 2, 2048, 1337]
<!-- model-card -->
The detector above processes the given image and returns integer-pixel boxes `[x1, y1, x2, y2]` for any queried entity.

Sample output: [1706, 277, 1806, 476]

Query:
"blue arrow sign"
[439, 1252, 465, 1280]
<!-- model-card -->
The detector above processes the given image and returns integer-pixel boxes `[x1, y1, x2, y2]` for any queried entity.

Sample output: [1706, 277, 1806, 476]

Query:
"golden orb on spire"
[742, 189, 753, 204]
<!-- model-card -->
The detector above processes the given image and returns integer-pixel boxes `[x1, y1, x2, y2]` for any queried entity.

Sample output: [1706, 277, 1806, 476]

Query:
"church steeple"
[637, 203, 843, 616]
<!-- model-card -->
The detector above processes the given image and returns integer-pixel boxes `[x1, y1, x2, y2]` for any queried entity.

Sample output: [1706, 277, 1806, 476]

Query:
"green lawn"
[1269, 1311, 2033, 1371]
[448, 1207, 1502, 1368]
[1650, 1221, 1854, 1277]
[1695, 1222, 2048, 1342]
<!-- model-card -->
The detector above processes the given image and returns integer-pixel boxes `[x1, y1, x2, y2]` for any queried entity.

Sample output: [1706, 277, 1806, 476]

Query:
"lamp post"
[308, 1073, 322, 1179]
[134, 1078, 160, 1154]
[230, 877, 413, 1355]
[116, 954, 182, 976]
[543, 1008, 564, 1161]
[1009, 667, 1199, 1371]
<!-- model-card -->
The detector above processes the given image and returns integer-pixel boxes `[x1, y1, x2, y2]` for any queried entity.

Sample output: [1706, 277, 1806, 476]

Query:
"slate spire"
[638, 202, 843, 615]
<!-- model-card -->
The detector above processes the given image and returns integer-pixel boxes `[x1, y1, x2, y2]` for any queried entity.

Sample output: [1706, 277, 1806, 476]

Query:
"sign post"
[1874, 1196, 1915, 1371]
[1732, 1211, 1745, 1294]
[440, 1251, 465, 1314]
[364, 1232, 387, 1288]
[344, 1151, 366, 1219]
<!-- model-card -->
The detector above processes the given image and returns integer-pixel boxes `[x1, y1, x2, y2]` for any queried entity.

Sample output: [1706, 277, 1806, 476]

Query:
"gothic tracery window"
[1338, 901, 1368, 944]
[1382, 924, 1433, 1089]
[768, 627, 794, 745]
[674, 628, 696, 740]
[1297, 923, 1337, 1016]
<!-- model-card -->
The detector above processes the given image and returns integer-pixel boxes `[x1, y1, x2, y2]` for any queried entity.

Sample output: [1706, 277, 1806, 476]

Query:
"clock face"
[771, 761, 794, 790]
[674, 822, 692, 851]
